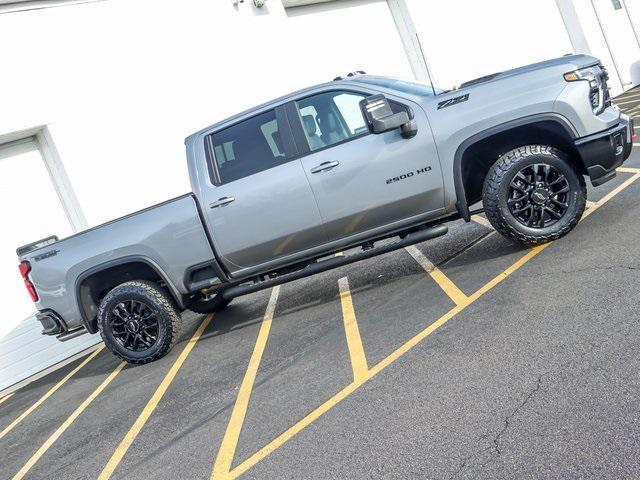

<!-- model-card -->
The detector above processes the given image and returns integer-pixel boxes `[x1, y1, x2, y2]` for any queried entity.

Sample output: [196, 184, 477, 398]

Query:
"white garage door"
[406, 0, 574, 90]
[0, 139, 98, 392]
[283, 0, 414, 83]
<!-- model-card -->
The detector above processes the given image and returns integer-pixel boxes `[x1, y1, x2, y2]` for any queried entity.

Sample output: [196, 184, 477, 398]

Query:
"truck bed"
[19, 194, 216, 333]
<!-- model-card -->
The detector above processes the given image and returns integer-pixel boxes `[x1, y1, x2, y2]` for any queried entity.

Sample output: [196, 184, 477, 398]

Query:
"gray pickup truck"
[17, 54, 634, 364]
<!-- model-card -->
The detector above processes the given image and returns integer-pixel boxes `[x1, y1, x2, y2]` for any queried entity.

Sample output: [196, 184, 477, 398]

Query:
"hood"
[457, 54, 600, 90]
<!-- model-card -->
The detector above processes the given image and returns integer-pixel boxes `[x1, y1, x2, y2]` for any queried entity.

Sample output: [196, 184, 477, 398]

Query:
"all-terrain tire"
[483, 145, 587, 245]
[98, 280, 182, 365]
[188, 293, 231, 314]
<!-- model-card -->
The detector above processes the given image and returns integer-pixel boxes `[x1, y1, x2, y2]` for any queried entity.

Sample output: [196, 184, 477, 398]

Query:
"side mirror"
[361, 94, 417, 139]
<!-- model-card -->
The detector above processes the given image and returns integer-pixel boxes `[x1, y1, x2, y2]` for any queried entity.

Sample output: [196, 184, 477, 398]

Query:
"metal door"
[202, 107, 326, 274]
[291, 90, 444, 242]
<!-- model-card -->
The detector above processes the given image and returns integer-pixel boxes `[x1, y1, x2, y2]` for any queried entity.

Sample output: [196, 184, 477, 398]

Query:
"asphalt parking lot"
[1, 115, 639, 479]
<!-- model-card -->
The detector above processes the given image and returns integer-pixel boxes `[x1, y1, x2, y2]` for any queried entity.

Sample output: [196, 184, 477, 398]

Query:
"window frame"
[204, 105, 297, 186]
[286, 89, 373, 157]
[286, 88, 415, 157]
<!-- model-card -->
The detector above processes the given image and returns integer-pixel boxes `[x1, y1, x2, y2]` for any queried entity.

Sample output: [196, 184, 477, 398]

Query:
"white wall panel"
[405, 0, 573, 90]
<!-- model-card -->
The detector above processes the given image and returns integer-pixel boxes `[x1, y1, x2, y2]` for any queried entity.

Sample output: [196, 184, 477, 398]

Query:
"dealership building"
[0, 0, 638, 391]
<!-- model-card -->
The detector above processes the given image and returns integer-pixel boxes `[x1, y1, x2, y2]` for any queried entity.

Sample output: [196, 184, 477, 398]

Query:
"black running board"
[56, 327, 87, 342]
[221, 224, 448, 300]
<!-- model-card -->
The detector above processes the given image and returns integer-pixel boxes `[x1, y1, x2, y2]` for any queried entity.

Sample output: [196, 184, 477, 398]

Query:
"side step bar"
[57, 327, 87, 342]
[221, 224, 448, 300]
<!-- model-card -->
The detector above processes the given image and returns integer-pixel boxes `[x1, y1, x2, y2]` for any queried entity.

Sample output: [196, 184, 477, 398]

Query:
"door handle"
[210, 196, 235, 208]
[310, 161, 340, 174]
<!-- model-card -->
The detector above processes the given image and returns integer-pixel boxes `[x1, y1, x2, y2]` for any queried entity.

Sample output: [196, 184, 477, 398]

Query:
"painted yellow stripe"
[0, 344, 104, 441]
[585, 172, 640, 216]
[12, 361, 126, 480]
[98, 314, 214, 480]
[211, 286, 280, 480]
[470, 214, 493, 229]
[338, 277, 368, 382]
[228, 249, 547, 479]
[617, 167, 640, 174]
[226, 172, 640, 479]
[0, 392, 15, 406]
[405, 245, 469, 306]
[634, 143, 640, 147]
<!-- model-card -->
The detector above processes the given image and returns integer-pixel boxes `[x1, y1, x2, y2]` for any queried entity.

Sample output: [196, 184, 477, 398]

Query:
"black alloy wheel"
[483, 145, 586, 245]
[507, 163, 571, 228]
[97, 280, 182, 364]
[108, 300, 159, 352]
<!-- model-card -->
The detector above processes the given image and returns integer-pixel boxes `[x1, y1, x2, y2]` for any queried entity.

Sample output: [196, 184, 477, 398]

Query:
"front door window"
[296, 91, 368, 152]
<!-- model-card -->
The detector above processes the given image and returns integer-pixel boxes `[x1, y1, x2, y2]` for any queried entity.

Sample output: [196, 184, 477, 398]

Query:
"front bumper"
[575, 115, 634, 186]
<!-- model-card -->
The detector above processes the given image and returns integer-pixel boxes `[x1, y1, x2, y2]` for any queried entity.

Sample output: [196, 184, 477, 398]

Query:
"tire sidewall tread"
[97, 280, 182, 365]
[482, 145, 587, 245]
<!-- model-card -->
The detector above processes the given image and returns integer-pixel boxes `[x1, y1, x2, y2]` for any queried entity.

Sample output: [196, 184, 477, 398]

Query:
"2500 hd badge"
[386, 166, 432, 184]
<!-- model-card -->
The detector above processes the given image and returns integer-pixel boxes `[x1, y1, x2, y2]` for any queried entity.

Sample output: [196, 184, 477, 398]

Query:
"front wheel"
[97, 280, 182, 364]
[483, 145, 587, 245]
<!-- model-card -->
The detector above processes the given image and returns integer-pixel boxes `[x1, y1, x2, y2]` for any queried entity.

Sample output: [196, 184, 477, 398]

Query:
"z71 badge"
[386, 166, 432, 185]
[437, 93, 469, 110]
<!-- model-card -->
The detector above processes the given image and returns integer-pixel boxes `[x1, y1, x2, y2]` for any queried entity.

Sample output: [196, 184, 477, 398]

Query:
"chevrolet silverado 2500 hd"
[17, 55, 634, 364]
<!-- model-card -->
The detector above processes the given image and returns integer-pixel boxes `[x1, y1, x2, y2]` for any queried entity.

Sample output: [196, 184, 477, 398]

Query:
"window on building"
[209, 109, 287, 184]
[296, 91, 368, 152]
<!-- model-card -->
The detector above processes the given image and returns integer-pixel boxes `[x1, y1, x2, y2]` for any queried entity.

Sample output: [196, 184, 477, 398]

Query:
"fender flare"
[75, 255, 184, 333]
[452, 113, 578, 221]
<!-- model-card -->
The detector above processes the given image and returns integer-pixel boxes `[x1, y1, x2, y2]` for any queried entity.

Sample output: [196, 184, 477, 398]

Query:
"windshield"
[355, 77, 443, 97]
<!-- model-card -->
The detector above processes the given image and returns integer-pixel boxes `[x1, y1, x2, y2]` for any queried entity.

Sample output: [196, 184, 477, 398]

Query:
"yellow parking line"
[470, 214, 493, 229]
[405, 245, 469, 306]
[0, 344, 105, 441]
[585, 171, 640, 216]
[338, 277, 368, 382]
[228, 249, 546, 479]
[0, 392, 15, 406]
[617, 167, 640, 174]
[12, 361, 126, 480]
[98, 313, 215, 480]
[225, 171, 640, 479]
[211, 286, 280, 480]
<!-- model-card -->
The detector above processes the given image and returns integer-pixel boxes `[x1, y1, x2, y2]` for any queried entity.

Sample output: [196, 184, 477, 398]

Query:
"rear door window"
[208, 109, 288, 184]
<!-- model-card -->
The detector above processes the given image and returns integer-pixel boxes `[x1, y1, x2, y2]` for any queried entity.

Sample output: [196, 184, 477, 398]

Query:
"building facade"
[0, 0, 638, 390]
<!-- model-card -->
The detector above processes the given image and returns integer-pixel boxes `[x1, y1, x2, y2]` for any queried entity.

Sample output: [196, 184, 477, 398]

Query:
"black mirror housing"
[401, 119, 418, 138]
[361, 94, 415, 137]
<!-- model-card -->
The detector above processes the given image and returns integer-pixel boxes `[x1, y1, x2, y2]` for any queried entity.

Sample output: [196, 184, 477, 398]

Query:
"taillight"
[19, 261, 38, 302]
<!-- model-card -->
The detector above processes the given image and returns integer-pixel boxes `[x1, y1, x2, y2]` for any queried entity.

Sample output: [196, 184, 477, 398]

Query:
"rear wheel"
[98, 280, 181, 364]
[483, 145, 586, 245]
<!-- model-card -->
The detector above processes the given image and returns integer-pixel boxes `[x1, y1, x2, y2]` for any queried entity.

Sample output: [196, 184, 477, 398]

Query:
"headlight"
[564, 64, 610, 115]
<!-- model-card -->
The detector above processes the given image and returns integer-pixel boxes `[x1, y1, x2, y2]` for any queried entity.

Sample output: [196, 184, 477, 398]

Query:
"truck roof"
[185, 53, 598, 144]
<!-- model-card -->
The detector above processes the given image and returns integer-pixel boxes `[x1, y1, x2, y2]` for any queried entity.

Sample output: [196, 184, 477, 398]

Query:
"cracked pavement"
[241, 150, 640, 479]
[2, 149, 639, 480]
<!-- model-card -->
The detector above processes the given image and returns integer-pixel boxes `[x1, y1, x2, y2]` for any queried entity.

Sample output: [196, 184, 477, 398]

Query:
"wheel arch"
[453, 114, 583, 221]
[75, 256, 184, 334]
